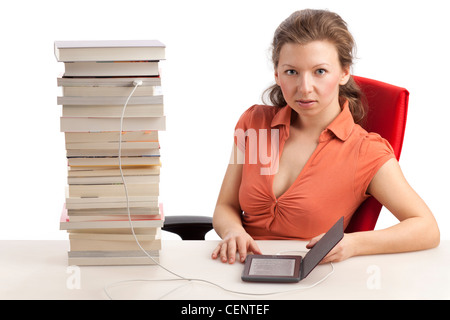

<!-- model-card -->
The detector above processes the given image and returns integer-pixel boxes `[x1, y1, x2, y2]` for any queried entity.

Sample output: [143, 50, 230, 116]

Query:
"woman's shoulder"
[352, 126, 397, 199]
[352, 125, 395, 158]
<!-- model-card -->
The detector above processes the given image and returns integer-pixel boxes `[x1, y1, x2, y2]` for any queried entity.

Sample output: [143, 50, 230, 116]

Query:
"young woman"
[211, 9, 439, 264]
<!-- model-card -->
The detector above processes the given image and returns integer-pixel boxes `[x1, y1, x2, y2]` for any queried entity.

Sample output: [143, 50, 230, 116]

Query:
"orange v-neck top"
[234, 102, 395, 240]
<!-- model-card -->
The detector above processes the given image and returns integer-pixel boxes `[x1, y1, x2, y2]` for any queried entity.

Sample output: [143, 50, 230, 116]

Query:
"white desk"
[1, 240, 449, 300]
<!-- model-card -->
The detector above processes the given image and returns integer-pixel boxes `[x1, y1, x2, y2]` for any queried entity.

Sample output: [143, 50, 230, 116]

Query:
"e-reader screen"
[242, 255, 302, 283]
[249, 257, 296, 276]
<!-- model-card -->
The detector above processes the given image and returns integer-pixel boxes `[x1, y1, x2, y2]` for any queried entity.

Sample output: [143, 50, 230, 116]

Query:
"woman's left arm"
[309, 158, 440, 262]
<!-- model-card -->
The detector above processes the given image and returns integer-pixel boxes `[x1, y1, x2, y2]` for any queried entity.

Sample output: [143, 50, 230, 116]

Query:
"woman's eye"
[316, 68, 327, 75]
[285, 69, 297, 75]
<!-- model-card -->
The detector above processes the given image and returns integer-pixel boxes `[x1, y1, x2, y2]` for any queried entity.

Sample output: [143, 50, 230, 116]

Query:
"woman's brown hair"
[263, 9, 367, 125]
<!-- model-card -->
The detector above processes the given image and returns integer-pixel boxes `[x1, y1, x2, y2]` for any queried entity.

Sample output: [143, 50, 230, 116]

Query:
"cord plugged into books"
[118, 81, 185, 279]
[104, 81, 336, 300]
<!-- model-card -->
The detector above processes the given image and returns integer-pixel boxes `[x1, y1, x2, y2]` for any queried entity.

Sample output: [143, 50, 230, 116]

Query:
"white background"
[0, 0, 448, 241]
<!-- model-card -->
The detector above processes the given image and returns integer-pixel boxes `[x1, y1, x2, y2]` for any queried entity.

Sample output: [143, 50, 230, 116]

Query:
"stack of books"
[55, 40, 166, 265]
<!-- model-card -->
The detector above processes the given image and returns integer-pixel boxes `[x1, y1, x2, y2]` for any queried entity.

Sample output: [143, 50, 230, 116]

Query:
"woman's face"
[275, 40, 350, 121]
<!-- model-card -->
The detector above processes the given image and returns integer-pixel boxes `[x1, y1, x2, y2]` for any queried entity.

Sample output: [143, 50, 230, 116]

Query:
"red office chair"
[163, 76, 409, 239]
[345, 76, 409, 232]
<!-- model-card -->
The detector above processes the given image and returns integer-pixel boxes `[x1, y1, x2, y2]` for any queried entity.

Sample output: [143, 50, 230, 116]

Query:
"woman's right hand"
[211, 230, 262, 264]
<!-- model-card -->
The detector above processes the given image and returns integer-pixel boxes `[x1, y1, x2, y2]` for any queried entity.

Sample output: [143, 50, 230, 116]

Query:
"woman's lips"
[296, 100, 317, 107]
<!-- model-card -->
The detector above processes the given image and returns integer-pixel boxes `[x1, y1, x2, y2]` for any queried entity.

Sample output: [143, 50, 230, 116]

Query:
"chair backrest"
[345, 76, 409, 233]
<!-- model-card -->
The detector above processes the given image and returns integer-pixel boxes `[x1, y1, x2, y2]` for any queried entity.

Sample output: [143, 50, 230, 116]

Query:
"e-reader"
[241, 216, 344, 283]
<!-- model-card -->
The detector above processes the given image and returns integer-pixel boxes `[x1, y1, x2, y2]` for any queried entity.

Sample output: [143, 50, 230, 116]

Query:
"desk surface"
[1, 240, 449, 300]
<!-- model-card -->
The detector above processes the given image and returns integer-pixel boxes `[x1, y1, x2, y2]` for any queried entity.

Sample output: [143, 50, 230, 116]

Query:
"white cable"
[103, 263, 335, 300]
[105, 81, 335, 300]
[118, 81, 187, 280]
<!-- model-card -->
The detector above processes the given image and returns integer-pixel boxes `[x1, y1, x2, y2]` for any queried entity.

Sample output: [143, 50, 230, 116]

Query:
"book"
[67, 165, 160, 176]
[66, 140, 160, 157]
[54, 40, 166, 62]
[62, 85, 159, 96]
[57, 76, 162, 87]
[60, 116, 166, 132]
[64, 131, 158, 143]
[67, 174, 160, 185]
[67, 149, 160, 157]
[68, 227, 159, 235]
[67, 156, 160, 167]
[60, 203, 164, 230]
[65, 193, 158, 204]
[65, 194, 159, 203]
[68, 214, 162, 222]
[65, 141, 160, 151]
[57, 95, 163, 105]
[62, 104, 164, 118]
[67, 143, 159, 151]
[68, 229, 159, 237]
[67, 183, 159, 198]
[66, 199, 159, 211]
[63, 61, 160, 77]
[66, 202, 160, 211]
[67, 207, 161, 216]
[61, 218, 163, 230]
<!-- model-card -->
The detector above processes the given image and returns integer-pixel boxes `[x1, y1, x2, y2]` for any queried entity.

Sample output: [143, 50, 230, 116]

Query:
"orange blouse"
[234, 102, 395, 240]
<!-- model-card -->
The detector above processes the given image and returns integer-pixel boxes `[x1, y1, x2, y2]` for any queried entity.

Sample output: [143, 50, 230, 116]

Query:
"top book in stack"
[54, 40, 166, 62]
